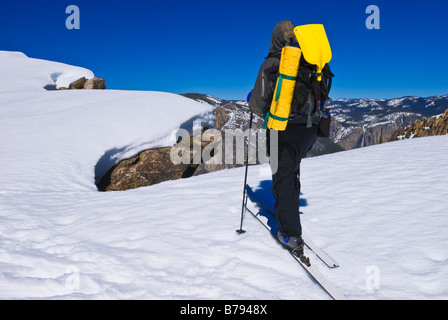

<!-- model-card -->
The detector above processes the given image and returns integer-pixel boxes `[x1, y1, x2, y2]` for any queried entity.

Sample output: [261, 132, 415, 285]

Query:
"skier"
[249, 21, 319, 257]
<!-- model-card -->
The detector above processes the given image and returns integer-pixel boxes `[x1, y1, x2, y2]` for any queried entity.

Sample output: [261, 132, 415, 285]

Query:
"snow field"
[298, 136, 448, 299]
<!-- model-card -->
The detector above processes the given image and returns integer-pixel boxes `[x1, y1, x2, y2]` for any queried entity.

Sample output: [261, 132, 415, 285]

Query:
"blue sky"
[1, 0, 447, 100]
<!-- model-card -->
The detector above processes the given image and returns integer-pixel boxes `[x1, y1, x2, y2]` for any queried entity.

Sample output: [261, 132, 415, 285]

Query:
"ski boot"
[277, 233, 310, 266]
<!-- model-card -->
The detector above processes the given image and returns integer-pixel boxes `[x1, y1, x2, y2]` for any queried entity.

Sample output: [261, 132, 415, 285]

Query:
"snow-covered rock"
[0, 51, 94, 92]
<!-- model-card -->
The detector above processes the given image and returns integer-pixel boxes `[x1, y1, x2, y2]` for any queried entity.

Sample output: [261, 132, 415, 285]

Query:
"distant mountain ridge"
[327, 95, 448, 149]
[182, 93, 448, 154]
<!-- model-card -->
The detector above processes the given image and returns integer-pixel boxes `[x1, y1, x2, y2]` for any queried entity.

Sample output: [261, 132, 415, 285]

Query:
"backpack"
[290, 55, 334, 128]
[248, 49, 334, 130]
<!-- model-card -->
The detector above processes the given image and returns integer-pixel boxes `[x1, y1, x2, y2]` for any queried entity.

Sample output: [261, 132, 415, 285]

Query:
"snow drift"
[0, 51, 94, 92]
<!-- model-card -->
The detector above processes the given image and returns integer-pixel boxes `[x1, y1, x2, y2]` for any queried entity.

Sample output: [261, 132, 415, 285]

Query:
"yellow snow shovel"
[293, 24, 332, 81]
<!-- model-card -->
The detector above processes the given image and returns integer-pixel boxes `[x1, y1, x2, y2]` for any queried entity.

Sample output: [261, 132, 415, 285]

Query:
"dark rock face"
[97, 133, 214, 191]
[69, 77, 87, 89]
[66, 77, 106, 90]
[84, 77, 106, 89]
[97, 147, 189, 191]
[213, 105, 230, 130]
[390, 108, 448, 141]
[336, 113, 422, 150]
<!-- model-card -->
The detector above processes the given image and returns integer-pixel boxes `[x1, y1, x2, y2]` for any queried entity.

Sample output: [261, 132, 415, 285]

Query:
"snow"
[0, 51, 94, 92]
[0, 90, 212, 193]
[1, 52, 448, 300]
[298, 137, 448, 299]
[387, 98, 406, 107]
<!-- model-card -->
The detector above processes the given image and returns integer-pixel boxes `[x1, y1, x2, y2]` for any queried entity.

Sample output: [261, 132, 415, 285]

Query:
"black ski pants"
[268, 123, 318, 237]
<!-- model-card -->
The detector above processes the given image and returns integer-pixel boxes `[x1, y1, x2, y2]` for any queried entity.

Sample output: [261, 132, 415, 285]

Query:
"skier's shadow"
[246, 180, 308, 234]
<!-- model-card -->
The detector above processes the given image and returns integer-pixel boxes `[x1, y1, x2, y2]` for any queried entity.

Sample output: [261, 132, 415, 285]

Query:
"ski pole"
[236, 111, 253, 234]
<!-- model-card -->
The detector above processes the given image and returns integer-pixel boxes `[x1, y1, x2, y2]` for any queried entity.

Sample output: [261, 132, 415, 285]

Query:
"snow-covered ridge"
[0, 51, 94, 92]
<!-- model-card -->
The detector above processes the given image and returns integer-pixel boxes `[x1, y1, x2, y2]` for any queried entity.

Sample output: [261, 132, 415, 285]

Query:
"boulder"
[98, 147, 189, 191]
[69, 77, 87, 89]
[84, 77, 106, 89]
[97, 134, 212, 191]
[68, 77, 106, 90]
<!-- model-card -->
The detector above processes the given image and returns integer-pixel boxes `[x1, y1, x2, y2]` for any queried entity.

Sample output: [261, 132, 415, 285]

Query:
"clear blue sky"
[1, 0, 447, 100]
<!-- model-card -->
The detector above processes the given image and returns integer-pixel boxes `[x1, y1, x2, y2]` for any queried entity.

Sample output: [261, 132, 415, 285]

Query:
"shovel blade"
[294, 24, 332, 79]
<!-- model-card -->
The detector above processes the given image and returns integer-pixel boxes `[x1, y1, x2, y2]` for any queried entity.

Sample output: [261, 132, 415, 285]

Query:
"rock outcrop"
[97, 102, 259, 191]
[97, 132, 214, 191]
[390, 108, 448, 141]
[213, 105, 230, 130]
[67, 77, 106, 90]
[69, 77, 87, 89]
[84, 77, 106, 89]
[97, 147, 185, 191]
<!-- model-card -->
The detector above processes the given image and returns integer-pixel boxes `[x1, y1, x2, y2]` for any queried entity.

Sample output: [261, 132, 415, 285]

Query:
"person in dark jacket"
[253, 21, 319, 256]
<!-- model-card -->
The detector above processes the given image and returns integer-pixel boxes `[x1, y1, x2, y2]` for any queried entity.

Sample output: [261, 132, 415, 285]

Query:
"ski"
[245, 185, 339, 268]
[302, 226, 339, 268]
[245, 188, 346, 300]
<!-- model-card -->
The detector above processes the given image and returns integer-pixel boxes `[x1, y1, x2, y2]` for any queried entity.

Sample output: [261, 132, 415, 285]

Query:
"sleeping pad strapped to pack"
[266, 45, 302, 131]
